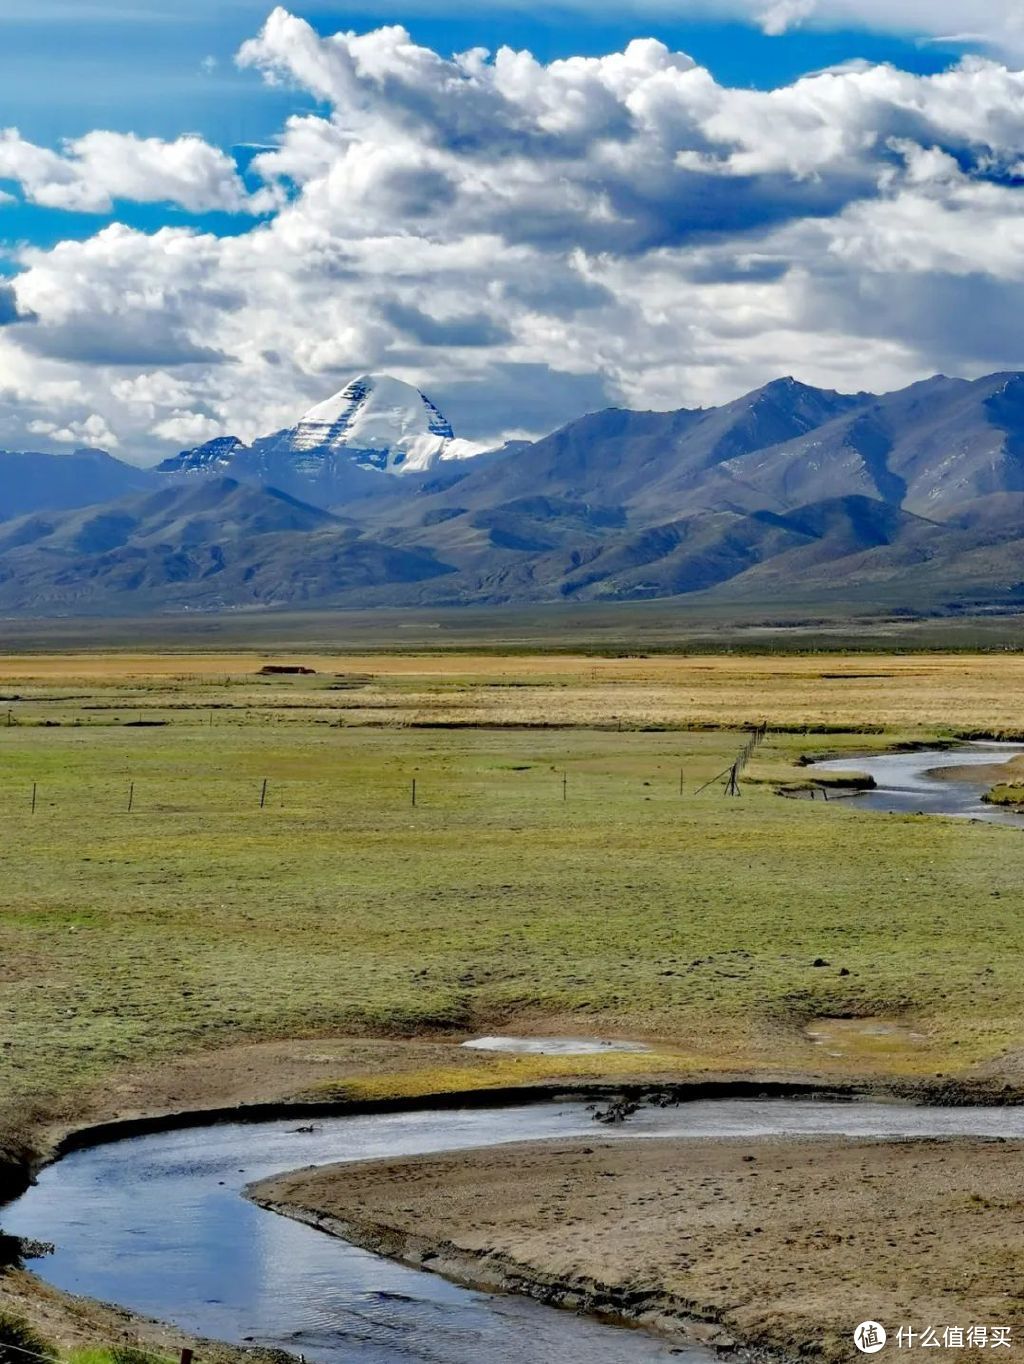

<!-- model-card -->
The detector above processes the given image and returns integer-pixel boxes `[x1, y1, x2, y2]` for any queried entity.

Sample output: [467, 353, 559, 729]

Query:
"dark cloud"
[802, 267, 1024, 376]
[495, 271, 615, 314]
[0, 283, 35, 326]
[434, 363, 613, 441]
[681, 255, 791, 285]
[17, 317, 225, 367]
[382, 300, 511, 348]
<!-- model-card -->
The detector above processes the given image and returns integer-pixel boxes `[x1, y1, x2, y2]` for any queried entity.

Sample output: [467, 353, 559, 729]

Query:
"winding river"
[807, 741, 1024, 825]
[8, 1099, 1024, 1364]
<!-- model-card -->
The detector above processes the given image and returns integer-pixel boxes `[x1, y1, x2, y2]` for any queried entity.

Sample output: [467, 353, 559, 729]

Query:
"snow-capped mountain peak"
[290, 373, 472, 474]
[158, 373, 484, 499]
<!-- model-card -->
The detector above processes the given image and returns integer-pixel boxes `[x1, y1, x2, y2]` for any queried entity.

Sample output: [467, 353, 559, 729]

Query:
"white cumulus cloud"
[2, 9, 1024, 460]
[747, 0, 1024, 53]
[27, 412, 119, 448]
[151, 410, 224, 446]
[0, 129, 274, 215]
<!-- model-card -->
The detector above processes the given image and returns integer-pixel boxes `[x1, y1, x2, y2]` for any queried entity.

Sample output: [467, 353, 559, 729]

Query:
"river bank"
[252, 1128, 1024, 1363]
[4, 1033, 1016, 1205]
[0, 1267, 292, 1364]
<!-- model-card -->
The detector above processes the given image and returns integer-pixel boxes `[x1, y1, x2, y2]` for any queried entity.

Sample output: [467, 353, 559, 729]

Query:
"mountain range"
[5, 370, 1024, 615]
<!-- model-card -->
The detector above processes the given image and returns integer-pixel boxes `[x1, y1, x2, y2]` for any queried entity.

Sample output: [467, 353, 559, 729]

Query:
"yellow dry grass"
[0, 651, 1022, 731]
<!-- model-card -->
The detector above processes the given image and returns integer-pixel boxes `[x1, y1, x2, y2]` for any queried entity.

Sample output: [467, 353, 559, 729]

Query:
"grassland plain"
[1, 648, 1023, 1148]
[4, 601, 1024, 654]
[3, 648, 1024, 1355]
[6, 648, 1024, 730]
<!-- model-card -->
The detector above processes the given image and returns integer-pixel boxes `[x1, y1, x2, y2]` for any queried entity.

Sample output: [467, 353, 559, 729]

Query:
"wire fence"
[0, 720, 776, 816]
[0, 758, 774, 817]
[692, 722, 769, 797]
[0, 1343, 65, 1364]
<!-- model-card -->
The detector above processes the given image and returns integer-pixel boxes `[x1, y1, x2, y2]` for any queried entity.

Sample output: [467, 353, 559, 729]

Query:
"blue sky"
[1, 1, 1023, 459]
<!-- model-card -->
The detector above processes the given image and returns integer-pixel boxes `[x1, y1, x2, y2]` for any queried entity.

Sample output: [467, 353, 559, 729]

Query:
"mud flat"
[253, 1130, 1024, 1363]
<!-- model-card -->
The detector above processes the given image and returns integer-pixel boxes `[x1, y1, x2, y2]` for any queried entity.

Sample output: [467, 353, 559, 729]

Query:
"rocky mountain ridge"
[6, 369, 1024, 613]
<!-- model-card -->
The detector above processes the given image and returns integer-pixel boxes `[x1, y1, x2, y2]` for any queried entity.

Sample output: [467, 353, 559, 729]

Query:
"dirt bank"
[252, 1131, 1024, 1364]
[929, 753, 1024, 785]
[0, 1267, 290, 1364]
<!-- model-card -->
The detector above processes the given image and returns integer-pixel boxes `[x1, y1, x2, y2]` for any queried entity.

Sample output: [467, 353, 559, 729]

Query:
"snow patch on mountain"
[157, 435, 248, 475]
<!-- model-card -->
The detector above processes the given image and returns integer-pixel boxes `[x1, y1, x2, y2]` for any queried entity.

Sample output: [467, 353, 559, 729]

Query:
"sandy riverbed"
[253, 1131, 1024, 1363]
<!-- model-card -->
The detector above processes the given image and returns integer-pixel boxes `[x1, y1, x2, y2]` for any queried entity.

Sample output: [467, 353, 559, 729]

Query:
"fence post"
[127, 782, 134, 813]
[411, 777, 417, 807]
[180, 1349, 194, 1364]
[31, 782, 37, 814]
[562, 771, 567, 802]
[679, 767, 684, 796]
[259, 778, 268, 809]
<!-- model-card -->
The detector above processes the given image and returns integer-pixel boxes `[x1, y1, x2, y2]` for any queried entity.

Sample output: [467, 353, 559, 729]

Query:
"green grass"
[67, 1350, 171, 1364]
[0, 1311, 55, 1364]
[6, 600, 1024, 655]
[2, 691, 1024, 1142]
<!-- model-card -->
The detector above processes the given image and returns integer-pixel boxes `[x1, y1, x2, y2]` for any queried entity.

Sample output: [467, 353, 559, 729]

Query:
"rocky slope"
[0, 447, 152, 520]
[0, 479, 453, 614]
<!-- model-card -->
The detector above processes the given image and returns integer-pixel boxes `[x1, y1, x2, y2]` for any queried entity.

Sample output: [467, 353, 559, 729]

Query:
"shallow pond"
[460, 1036, 651, 1055]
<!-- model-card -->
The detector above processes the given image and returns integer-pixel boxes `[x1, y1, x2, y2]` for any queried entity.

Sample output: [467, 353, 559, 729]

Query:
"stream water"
[807, 742, 1024, 825]
[8, 1099, 1024, 1364]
